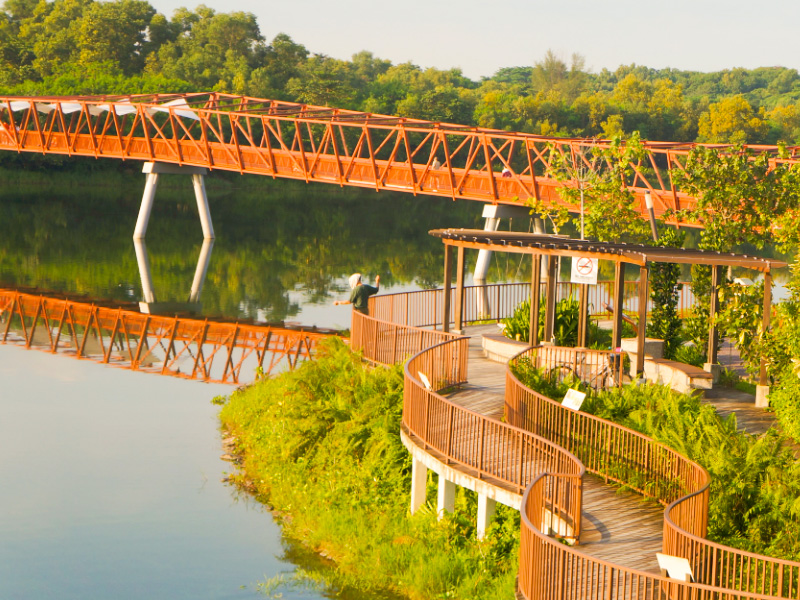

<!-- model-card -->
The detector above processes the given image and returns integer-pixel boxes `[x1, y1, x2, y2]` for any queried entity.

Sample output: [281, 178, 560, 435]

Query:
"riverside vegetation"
[219, 338, 520, 600]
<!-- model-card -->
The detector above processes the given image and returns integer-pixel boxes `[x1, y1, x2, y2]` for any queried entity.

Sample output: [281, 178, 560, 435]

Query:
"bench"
[481, 334, 528, 363]
[643, 358, 713, 395]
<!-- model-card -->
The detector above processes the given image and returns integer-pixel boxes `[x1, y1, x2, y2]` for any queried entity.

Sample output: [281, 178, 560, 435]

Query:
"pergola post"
[544, 256, 558, 343]
[442, 245, 452, 333]
[636, 265, 649, 376]
[530, 254, 542, 346]
[612, 262, 626, 349]
[705, 265, 723, 379]
[454, 246, 466, 334]
[756, 271, 773, 407]
[578, 284, 588, 347]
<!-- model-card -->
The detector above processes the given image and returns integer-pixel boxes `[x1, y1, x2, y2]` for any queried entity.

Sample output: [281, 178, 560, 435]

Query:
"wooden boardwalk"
[447, 326, 665, 574]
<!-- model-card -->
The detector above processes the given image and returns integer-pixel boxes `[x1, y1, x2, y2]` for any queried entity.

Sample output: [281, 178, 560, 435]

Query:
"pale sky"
[148, 0, 800, 80]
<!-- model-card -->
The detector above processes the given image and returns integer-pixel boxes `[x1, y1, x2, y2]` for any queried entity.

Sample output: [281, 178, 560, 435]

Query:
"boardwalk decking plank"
[442, 325, 667, 575]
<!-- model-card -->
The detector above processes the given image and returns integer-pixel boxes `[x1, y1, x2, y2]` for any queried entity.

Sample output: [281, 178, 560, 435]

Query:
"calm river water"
[0, 168, 482, 599]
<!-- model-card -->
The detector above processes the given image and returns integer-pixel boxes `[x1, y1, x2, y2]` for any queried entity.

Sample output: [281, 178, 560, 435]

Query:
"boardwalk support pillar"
[134, 162, 214, 240]
[477, 494, 497, 540]
[437, 474, 456, 518]
[410, 458, 428, 515]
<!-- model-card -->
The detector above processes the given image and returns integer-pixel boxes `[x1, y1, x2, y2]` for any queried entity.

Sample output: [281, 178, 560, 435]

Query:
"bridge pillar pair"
[409, 458, 497, 539]
[134, 162, 215, 240]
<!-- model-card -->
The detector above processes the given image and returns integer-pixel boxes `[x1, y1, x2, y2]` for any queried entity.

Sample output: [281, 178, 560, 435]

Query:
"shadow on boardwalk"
[447, 326, 664, 574]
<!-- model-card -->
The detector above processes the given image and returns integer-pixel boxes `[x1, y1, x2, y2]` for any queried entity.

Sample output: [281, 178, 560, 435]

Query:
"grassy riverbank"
[218, 338, 519, 600]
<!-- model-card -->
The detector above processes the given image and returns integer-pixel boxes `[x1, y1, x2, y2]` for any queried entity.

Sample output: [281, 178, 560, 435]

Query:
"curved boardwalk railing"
[369, 282, 696, 327]
[351, 284, 800, 600]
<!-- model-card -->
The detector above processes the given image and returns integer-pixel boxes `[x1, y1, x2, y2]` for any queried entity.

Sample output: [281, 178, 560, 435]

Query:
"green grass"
[218, 338, 519, 600]
[734, 380, 757, 395]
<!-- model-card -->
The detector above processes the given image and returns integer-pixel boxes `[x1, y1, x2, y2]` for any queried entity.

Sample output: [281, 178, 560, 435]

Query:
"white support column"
[133, 172, 159, 240]
[136, 162, 211, 240]
[474, 204, 533, 318]
[472, 216, 501, 285]
[473, 204, 534, 284]
[437, 475, 456, 518]
[189, 239, 214, 302]
[477, 494, 497, 540]
[192, 173, 215, 240]
[410, 458, 428, 515]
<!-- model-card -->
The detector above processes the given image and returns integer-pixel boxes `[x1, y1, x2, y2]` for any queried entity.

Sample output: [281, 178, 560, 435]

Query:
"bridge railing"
[663, 502, 800, 598]
[350, 308, 464, 368]
[519, 475, 786, 600]
[354, 285, 800, 600]
[370, 281, 696, 330]
[508, 347, 800, 599]
[403, 338, 585, 530]
[506, 348, 709, 515]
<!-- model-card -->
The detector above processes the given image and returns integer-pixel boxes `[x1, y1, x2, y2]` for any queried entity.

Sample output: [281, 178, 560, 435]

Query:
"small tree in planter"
[646, 227, 686, 359]
[502, 296, 580, 346]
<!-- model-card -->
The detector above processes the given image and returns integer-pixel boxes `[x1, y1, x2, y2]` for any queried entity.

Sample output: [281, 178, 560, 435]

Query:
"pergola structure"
[432, 228, 787, 393]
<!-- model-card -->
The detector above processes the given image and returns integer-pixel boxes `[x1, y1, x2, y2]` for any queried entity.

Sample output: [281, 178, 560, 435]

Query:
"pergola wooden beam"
[433, 228, 786, 386]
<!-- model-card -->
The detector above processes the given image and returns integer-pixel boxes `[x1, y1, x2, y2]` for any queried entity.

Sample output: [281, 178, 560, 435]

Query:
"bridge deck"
[447, 326, 665, 574]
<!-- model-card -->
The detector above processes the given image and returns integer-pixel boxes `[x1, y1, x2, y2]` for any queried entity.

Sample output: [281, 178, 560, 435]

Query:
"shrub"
[501, 296, 580, 346]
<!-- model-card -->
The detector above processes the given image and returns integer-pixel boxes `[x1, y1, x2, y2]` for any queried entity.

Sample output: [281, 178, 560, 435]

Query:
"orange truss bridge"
[0, 290, 334, 385]
[2, 92, 799, 225]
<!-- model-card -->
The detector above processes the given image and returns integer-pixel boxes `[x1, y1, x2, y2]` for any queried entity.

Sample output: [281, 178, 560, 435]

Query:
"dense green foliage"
[501, 296, 580, 346]
[512, 364, 800, 561]
[219, 338, 519, 599]
[4, 1, 800, 144]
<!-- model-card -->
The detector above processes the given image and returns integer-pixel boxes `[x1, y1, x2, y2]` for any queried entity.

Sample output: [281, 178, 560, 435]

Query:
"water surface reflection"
[0, 344, 332, 599]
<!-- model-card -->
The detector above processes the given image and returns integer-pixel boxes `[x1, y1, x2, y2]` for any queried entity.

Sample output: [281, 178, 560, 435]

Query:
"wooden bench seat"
[481, 334, 528, 363]
[644, 358, 713, 394]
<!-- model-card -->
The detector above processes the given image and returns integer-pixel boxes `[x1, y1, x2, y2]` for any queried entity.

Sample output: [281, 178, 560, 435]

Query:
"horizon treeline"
[2, 0, 800, 145]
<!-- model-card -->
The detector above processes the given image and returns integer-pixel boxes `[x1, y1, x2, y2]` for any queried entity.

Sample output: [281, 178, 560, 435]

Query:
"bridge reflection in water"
[0, 289, 334, 385]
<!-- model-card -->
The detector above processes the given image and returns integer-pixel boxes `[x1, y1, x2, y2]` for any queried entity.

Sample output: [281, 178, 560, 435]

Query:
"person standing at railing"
[334, 273, 380, 315]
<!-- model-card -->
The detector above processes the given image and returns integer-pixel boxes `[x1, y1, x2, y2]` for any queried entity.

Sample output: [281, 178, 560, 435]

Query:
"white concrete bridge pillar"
[134, 162, 214, 240]
[410, 458, 428, 515]
[437, 474, 456, 518]
[477, 494, 497, 540]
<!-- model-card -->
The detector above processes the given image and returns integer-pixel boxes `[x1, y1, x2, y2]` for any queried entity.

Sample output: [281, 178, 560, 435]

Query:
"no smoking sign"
[571, 256, 598, 285]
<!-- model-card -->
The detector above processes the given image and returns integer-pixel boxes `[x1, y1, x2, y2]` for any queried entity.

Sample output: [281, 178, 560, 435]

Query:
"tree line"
[3, 0, 800, 144]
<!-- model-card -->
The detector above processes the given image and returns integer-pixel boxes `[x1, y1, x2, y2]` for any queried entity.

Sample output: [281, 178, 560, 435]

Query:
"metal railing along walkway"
[351, 284, 800, 600]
